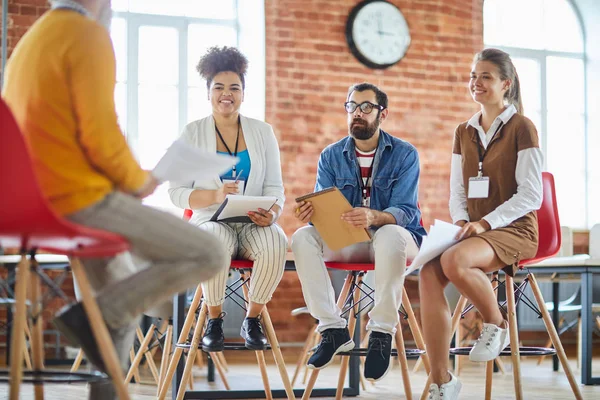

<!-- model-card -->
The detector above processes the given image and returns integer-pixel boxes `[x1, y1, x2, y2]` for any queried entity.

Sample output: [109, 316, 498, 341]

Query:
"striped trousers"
[197, 221, 288, 306]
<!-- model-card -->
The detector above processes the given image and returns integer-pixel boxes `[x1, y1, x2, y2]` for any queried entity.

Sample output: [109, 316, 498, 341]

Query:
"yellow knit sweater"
[2, 9, 147, 216]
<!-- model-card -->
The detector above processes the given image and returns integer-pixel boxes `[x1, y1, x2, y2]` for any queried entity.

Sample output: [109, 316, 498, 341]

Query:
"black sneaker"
[240, 317, 268, 350]
[307, 327, 354, 369]
[364, 331, 392, 382]
[201, 312, 225, 352]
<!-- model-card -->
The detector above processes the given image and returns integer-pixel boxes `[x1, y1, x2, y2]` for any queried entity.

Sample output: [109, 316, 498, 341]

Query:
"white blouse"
[168, 115, 285, 225]
[449, 105, 544, 229]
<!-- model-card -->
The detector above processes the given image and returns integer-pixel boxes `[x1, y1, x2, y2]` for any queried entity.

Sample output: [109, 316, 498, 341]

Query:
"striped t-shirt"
[356, 148, 376, 207]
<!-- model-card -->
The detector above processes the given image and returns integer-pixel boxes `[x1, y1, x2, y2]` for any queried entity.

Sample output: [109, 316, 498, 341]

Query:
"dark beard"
[349, 119, 378, 140]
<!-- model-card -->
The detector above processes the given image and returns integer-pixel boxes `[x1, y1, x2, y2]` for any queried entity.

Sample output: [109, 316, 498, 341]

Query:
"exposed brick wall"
[1, 0, 493, 347]
[266, 0, 483, 342]
[0, 0, 49, 73]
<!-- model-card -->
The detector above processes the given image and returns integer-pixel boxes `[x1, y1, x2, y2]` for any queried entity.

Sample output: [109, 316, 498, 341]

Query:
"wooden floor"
[1, 356, 599, 399]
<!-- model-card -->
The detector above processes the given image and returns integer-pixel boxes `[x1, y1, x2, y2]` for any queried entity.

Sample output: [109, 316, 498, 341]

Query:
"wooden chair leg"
[494, 355, 506, 374]
[210, 352, 231, 390]
[216, 351, 228, 372]
[395, 322, 412, 400]
[455, 317, 464, 376]
[9, 255, 31, 400]
[71, 349, 85, 372]
[596, 316, 600, 331]
[292, 327, 315, 386]
[505, 274, 523, 400]
[157, 323, 173, 395]
[302, 272, 354, 400]
[262, 306, 294, 400]
[335, 275, 363, 400]
[537, 317, 564, 365]
[22, 331, 33, 370]
[129, 349, 142, 384]
[529, 273, 583, 400]
[157, 284, 203, 400]
[125, 325, 156, 383]
[256, 350, 274, 400]
[29, 266, 45, 400]
[71, 257, 130, 400]
[302, 331, 320, 385]
[135, 326, 160, 384]
[402, 289, 431, 375]
[175, 302, 207, 400]
[484, 270, 501, 400]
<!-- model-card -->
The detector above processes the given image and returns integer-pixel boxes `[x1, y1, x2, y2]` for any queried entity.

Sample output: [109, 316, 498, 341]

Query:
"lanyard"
[475, 121, 503, 177]
[356, 150, 376, 207]
[215, 116, 241, 177]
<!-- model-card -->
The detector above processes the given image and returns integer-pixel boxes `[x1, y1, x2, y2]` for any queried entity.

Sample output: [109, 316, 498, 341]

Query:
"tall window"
[484, 0, 590, 228]
[110, 0, 265, 210]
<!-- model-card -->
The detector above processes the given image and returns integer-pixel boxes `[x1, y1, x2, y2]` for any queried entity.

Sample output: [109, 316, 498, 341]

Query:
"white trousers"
[198, 221, 288, 307]
[291, 225, 418, 335]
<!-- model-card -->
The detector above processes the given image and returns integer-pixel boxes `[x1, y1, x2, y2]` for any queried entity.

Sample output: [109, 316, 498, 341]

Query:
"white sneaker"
[469, 321, 511, 362]
[428, 371, 462, 400]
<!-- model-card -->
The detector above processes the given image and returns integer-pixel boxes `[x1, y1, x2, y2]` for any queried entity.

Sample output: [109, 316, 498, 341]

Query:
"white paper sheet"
[403, 219, 462, 276]
[152, 139, 238, 182]
[215, 195, 278, 221]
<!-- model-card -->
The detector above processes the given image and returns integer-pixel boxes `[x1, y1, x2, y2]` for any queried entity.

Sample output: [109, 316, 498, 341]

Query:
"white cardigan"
[168, 115, 285, 225]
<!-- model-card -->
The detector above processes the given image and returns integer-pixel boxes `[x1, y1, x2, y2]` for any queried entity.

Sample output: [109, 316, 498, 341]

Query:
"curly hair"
[196, 46, 249, 90]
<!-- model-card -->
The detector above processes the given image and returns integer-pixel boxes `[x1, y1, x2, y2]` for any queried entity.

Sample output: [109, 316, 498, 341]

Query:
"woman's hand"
[214, 182, 239, 204]
[455, 219, 491, 240]
[294, 200, 313, 223]
[248, 208, 276, 227]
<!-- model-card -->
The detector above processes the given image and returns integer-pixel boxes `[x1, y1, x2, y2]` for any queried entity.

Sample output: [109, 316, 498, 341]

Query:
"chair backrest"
[0, 100, 58, 236]
[522, 172, 562, 265]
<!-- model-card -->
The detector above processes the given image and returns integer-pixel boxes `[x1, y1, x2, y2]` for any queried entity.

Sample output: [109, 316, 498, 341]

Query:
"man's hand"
[248, 208, 276, 227]
[294, 200, 313, 224]
[341, 207, 377, 229]
[134, 172, 159, 199]
[455, 219, 491, 241]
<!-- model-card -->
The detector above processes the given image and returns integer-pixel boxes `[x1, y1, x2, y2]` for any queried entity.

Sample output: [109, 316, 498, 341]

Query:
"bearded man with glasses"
[291, 82, 426, 381]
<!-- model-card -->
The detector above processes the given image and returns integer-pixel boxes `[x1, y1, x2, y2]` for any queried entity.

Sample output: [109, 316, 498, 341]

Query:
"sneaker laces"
[314, 330, 335, 352]
[428, 384, 440, 399]
[368, 336, 390, 359]
[474, 324, 497, 346]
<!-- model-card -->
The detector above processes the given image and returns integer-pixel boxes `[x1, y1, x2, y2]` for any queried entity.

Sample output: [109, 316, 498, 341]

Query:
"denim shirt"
[315, 129, 426, 247]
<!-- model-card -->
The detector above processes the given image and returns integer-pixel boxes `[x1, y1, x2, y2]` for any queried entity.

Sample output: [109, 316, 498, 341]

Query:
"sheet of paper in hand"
[403, 219, 461, 276]
[211, 195, 278, 223]
[152, 139, 238, 183]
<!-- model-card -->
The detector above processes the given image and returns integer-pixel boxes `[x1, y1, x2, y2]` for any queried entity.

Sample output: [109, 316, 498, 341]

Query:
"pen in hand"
[234, 170, 244, 184]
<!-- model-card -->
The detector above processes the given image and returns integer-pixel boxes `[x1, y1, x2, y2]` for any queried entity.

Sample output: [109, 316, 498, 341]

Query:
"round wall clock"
[345, 0, 411, 69]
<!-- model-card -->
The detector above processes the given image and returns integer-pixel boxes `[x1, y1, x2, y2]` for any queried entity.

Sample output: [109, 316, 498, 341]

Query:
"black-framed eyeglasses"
[344, 101, 385, 114]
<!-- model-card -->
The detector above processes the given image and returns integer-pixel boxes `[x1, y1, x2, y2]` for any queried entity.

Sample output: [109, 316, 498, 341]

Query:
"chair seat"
[230, 260, 253, 269]
[545, 302, 600, 312]
[325, 262, 374, 271]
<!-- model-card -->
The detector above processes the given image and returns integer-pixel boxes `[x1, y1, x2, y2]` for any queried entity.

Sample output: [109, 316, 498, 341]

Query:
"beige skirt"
[476, 214, 539, 276]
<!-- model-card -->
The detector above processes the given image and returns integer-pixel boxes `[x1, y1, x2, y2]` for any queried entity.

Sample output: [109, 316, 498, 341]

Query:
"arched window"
[484, 0, 589, 228]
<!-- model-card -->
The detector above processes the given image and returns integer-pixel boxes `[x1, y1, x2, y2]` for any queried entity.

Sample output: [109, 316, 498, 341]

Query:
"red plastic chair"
[0, 100, 131, 399]
[443, 172, 582, 400]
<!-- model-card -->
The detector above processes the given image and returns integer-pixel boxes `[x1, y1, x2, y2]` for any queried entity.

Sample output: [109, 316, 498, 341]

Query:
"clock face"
[346, 0, 411, 69]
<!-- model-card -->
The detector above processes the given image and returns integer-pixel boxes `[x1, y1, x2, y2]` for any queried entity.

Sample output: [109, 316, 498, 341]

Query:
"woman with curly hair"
[169, 46, 287, 351]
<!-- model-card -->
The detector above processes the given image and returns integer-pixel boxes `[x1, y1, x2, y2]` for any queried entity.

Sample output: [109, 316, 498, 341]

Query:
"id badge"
[222, 179, 245, 195]
[468, 176, 490, 199]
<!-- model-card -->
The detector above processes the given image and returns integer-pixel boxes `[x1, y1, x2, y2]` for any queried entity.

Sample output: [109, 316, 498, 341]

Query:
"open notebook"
[296, 187, 371, 251]
[210, 195, 278, 223]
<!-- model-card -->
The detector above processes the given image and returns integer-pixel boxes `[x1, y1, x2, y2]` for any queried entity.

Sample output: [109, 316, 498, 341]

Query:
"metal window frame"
[485, 0, 589, 228]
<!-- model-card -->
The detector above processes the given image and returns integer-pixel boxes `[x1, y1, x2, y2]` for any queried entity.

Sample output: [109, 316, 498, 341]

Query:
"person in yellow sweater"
[2, 1, 228, 398]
